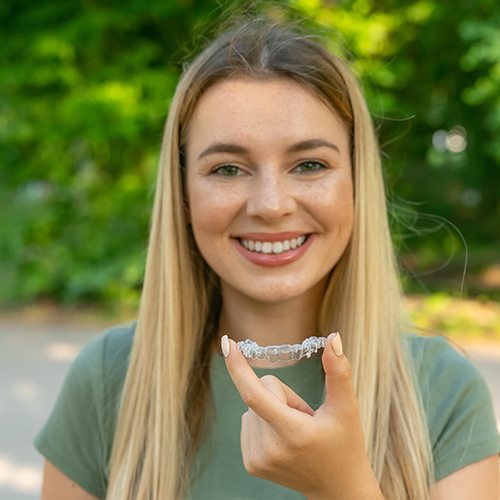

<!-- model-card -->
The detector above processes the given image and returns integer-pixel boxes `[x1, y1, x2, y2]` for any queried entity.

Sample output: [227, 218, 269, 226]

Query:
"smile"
[240, 235, 307, 254]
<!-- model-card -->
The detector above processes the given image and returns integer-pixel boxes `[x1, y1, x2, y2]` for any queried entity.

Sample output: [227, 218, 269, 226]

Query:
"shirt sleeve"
[417, 336, 500, 481]
[34, 332, 109, 499]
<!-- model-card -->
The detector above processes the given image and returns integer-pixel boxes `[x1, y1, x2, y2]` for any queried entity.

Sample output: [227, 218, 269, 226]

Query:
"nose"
[246, 173, 296, 221]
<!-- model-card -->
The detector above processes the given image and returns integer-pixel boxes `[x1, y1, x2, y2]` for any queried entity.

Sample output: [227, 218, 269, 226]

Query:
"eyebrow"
[197, 138, 340, 160]
[288, 139, 340, 154]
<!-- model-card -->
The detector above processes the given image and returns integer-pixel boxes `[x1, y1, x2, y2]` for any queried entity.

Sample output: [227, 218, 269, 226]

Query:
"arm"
[430, 455, 499, 500]
[41, 460, 99, 500]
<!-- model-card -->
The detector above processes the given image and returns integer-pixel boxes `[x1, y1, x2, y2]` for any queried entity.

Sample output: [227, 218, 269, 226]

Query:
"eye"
[293, 160, 328, 174]
[211, 164, 244, 177]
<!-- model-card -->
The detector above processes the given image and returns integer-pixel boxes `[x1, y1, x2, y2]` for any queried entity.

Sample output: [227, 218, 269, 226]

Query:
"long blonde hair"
[107, 19, 434, 500]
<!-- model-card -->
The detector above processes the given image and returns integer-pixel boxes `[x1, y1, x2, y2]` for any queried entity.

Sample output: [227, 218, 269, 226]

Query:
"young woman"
[35, 19, 500, 500]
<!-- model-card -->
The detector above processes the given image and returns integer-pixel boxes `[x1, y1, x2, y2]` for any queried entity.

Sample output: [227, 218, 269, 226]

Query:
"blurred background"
[0, 0, 498, 498]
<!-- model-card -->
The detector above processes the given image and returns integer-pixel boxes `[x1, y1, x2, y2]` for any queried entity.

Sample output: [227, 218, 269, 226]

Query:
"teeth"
[262, 242, 272, 254]
[272, 242, 283, 254]
[240, 236, 308, 255]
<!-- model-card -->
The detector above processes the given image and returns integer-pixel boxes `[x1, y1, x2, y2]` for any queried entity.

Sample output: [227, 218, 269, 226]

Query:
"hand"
[221, 333, 384, 500]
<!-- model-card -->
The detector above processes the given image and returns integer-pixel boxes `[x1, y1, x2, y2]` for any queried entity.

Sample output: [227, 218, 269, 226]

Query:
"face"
[185, 78, 354, 305]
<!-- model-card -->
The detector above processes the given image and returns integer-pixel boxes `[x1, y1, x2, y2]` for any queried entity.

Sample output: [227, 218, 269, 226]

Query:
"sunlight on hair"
[0, 454, 41, 493]
[44, 342, 80, 362]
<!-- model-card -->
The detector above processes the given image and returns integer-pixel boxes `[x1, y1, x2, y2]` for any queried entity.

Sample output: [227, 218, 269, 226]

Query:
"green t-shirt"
[34, 323, 500, 499]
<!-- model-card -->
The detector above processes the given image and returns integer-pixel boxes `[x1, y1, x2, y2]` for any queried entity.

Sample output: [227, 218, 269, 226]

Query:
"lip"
[235, 231, 307, 242]
[232, 233, 315, 268]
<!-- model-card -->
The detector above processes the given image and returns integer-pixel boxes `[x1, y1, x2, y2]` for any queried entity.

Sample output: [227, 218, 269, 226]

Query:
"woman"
[35, 19, 500, 499]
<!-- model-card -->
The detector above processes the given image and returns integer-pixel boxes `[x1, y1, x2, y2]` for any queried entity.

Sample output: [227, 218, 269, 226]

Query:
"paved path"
[0, 321, 499, 500]
[0, 321, 103, 499]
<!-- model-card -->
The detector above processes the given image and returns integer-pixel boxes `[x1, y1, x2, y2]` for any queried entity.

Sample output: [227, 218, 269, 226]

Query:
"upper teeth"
[241, 236, 307, 254]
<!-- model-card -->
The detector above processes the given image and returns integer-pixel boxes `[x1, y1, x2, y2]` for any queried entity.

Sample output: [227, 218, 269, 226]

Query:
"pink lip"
[235, 231, 306, 242]
[232, 233, 315, 268]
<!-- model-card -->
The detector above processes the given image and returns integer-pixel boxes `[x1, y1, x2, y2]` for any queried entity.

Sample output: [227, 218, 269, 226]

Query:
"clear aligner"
[236, 335, 329, 363]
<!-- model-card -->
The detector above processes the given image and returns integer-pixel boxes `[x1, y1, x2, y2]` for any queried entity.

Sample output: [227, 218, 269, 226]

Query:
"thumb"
[321, 332, 358, 417]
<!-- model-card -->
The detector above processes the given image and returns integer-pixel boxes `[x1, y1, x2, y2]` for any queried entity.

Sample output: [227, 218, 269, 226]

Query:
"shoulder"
[34, 322, 136, 497]
[403, 333, 500, 481]
[66, 321, 136, 426]
[403, 333, 489, 417]
[404, 333, 472, 369]
[72, 321, 136, 380]
[62, 320, 136, 417]
[403, 333, 488, 392]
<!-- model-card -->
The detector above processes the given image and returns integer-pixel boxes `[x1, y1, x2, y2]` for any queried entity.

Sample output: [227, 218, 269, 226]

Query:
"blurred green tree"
[0, 0, 224, 305]
[290, 0, 499, 294]
[0, 0, 498, 306]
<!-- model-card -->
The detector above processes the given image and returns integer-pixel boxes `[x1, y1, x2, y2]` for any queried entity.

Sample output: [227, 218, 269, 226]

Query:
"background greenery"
[1, 1, 498, 326]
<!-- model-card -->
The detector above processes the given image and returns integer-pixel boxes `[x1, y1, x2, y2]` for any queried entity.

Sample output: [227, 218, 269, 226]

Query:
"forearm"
[308, 486, 384, 500]
[306, 465, 384, 500]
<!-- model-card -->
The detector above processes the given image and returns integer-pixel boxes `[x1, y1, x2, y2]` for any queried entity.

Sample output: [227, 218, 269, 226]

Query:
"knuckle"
[336, 362, 352, 382]
[287, 426, 308, 451]
[240, 389, 255, 408]
[245, 450, 266, 475]
[259, 374, 279, 387]
[262, 439, 283, 464]
[243, 453, 258, 475]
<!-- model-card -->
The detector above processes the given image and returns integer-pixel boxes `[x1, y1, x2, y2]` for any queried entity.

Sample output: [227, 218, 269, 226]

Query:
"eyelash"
[210, 160, 329, 177]
[211, 164, 244, 177]
[293, 160, 328, 174]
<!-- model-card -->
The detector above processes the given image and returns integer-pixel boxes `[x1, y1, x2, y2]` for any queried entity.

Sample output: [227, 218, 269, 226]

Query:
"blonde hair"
[107, 19, 434, 500]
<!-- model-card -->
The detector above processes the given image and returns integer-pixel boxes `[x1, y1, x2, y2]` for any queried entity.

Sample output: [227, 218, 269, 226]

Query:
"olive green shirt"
[34, 323, 500, 499]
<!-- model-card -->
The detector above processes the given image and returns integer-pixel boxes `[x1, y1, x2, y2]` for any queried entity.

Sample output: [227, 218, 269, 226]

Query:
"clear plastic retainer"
[236, 336, 328, 363]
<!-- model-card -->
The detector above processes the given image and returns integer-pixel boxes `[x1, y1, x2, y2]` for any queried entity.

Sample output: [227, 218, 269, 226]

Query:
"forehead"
[186, 77, 349, 151]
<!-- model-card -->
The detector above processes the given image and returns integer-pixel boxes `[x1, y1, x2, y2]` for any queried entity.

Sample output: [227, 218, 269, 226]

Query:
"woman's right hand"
[222, 333, 384, 500]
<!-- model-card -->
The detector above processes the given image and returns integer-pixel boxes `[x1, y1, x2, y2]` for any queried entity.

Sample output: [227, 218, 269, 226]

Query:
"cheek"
[314, 176, 354, 227]
[187, 184, 240, 240]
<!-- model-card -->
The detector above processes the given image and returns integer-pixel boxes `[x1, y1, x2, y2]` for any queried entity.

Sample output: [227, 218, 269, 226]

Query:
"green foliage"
[293, 0, 499, 295]
[1, 0, 498, 306]
[0, 0, 229, 305]
[407, 294, 500, 341]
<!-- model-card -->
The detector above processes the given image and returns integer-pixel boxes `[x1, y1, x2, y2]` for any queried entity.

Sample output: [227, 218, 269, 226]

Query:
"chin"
[238, 281, 315, 305]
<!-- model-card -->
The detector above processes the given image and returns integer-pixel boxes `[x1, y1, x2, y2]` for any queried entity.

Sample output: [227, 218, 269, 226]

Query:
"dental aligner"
[236, 336, 328, 363]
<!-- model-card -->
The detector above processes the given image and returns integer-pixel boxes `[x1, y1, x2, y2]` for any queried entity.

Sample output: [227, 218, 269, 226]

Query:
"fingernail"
[221, 335, 230, 358]
[328, 332, 343, 357]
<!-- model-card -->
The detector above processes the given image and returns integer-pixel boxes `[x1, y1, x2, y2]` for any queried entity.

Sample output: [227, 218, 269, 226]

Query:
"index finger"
[221, 335, 303, 426]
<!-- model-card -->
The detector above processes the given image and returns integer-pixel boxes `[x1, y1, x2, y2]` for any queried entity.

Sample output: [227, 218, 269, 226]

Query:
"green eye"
[212, 165, 242, 176]
[295, 161, 327, 173]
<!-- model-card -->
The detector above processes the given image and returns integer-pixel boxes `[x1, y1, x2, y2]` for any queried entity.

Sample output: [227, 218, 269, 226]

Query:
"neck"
[217, 279, 327, 358]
